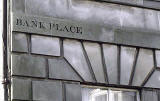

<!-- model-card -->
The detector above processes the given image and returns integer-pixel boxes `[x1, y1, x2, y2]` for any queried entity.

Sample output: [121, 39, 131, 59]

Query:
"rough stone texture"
[12, 32, 28, 52]
[83, 42, 105, 83]
[120, 46, 136, 85]
[132, 49, 154, 86]
[145, 70, 160, 88]
[156, 50, 160, 67]
[32, 80, 62, 101]
[144, 10, 159, 31]
[65, 83, 82, 101]
[115, 28, 160, 50]
[120, 6, 144, 29]
[141, 89, 158, 101]
[11, 54, 46, 77]
[48, 58, 82, 81]
[63, 39, 94, 82]
[31, 35, 60, 56]
[12, 0, 25, 13]
[11, 78, 31, 100]
[102, 44, 118, 84]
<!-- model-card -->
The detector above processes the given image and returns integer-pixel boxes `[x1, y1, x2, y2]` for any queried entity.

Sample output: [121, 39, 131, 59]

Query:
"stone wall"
[10, 0, 160, 101]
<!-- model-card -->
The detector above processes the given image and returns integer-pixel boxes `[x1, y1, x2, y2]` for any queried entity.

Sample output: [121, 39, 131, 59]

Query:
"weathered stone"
[48, 58, 82, 81]
[120, 46, 136, 85]
[31, 35, 60, 56]
[132, 49, 154, 86]
[83, 42, 105, 83]
[144, 9, 159, 31]
[32, 80, 62, 101]
[12, 0, 25, 14]
[145, 70, 160, 88]
[156, 50, 160, 67]
[11, 78, 31, 100]
[143, 0, 160, 10]
[12, 32, 28, 52]
[26, 0, 68, 18]
[102, 44, 118, 84]
[11, 54, 46, 77]
[120, 6, 144, 29]
[63, 39, 94, 82]
[115, 28, 160, 49]
[65, 83, 82, 101]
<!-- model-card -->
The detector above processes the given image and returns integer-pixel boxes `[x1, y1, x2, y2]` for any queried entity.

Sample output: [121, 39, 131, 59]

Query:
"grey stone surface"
[120, 6, 144, 29]
[158, 12, 160, 31]
[11, 78, 31, 100]
[31, 35, 60, 56]
[12, 32, 28, 52]
[132, 49, 154, 86]
[11, 54, 46, 77]
[115, 28, 160, 49]
[145, 70, 160, 88]
[65, 83, 82, 101]
[83, 42, 105, 83]
[102, 44, 118, 84]
[143, 0, 160, 10]
[32, 80, 62, 101]
[12, 0, 25, 13]
[141, 90, 158, 101]
[144, 10, 159, 31]
[156, 50, 160, 67]
[13, 14, 160, 49]
[12, 0, 160, 31]
[63, 39, 94, 82]
[48, 58, 82, 81]
[120, 47, 136, 85]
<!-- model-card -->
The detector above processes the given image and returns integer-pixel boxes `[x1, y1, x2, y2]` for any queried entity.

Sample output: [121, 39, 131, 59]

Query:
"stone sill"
[98, 0, 160, 10]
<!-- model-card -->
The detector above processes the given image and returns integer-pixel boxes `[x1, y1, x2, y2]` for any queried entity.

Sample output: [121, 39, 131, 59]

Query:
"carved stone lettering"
[15, 18, 83, 34]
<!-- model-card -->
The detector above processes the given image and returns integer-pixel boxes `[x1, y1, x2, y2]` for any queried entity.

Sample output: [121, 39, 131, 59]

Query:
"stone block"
[31, 35, 60, 56]
[11, 78, 31, 100]
[145, 70, 160, 89]
[132, 49, 154, 86]
[11, 54, 46, 77]
[156, 50, 160, 67]
[48, 58, 82, 81]
[32, 80, 62, 101]
[63, 39, 94, 82]
[12, 32, 28, 52]
[120, 46, 136, 85]
[12, 0, 25, 14]
[65, 83, 82, 101]
[83, 42, 105, 83]
[144, 9, 159, 31]
[102, 44, 118, 84]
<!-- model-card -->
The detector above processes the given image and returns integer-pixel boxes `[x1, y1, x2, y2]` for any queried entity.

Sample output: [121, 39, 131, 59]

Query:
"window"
[82, 86, 140, 101]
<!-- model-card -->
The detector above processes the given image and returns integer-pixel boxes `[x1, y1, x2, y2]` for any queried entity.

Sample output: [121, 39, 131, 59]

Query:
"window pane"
[82, 86, 139, 101]
[109, 90, 136, 101]
[82, 87, 108, 101]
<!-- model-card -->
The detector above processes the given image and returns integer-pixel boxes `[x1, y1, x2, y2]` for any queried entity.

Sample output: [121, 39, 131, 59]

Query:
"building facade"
[1, 0, 160, 101]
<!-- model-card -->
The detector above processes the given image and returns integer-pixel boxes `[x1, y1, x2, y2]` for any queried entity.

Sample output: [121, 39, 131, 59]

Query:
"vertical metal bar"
[3, 0, 8, 100]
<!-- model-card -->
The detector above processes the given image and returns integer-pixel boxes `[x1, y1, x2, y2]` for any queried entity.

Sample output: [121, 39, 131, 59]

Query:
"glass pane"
[82, 87, 108, 101]
[82, 86, 139, 101]
[109, 90, 136, 101]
